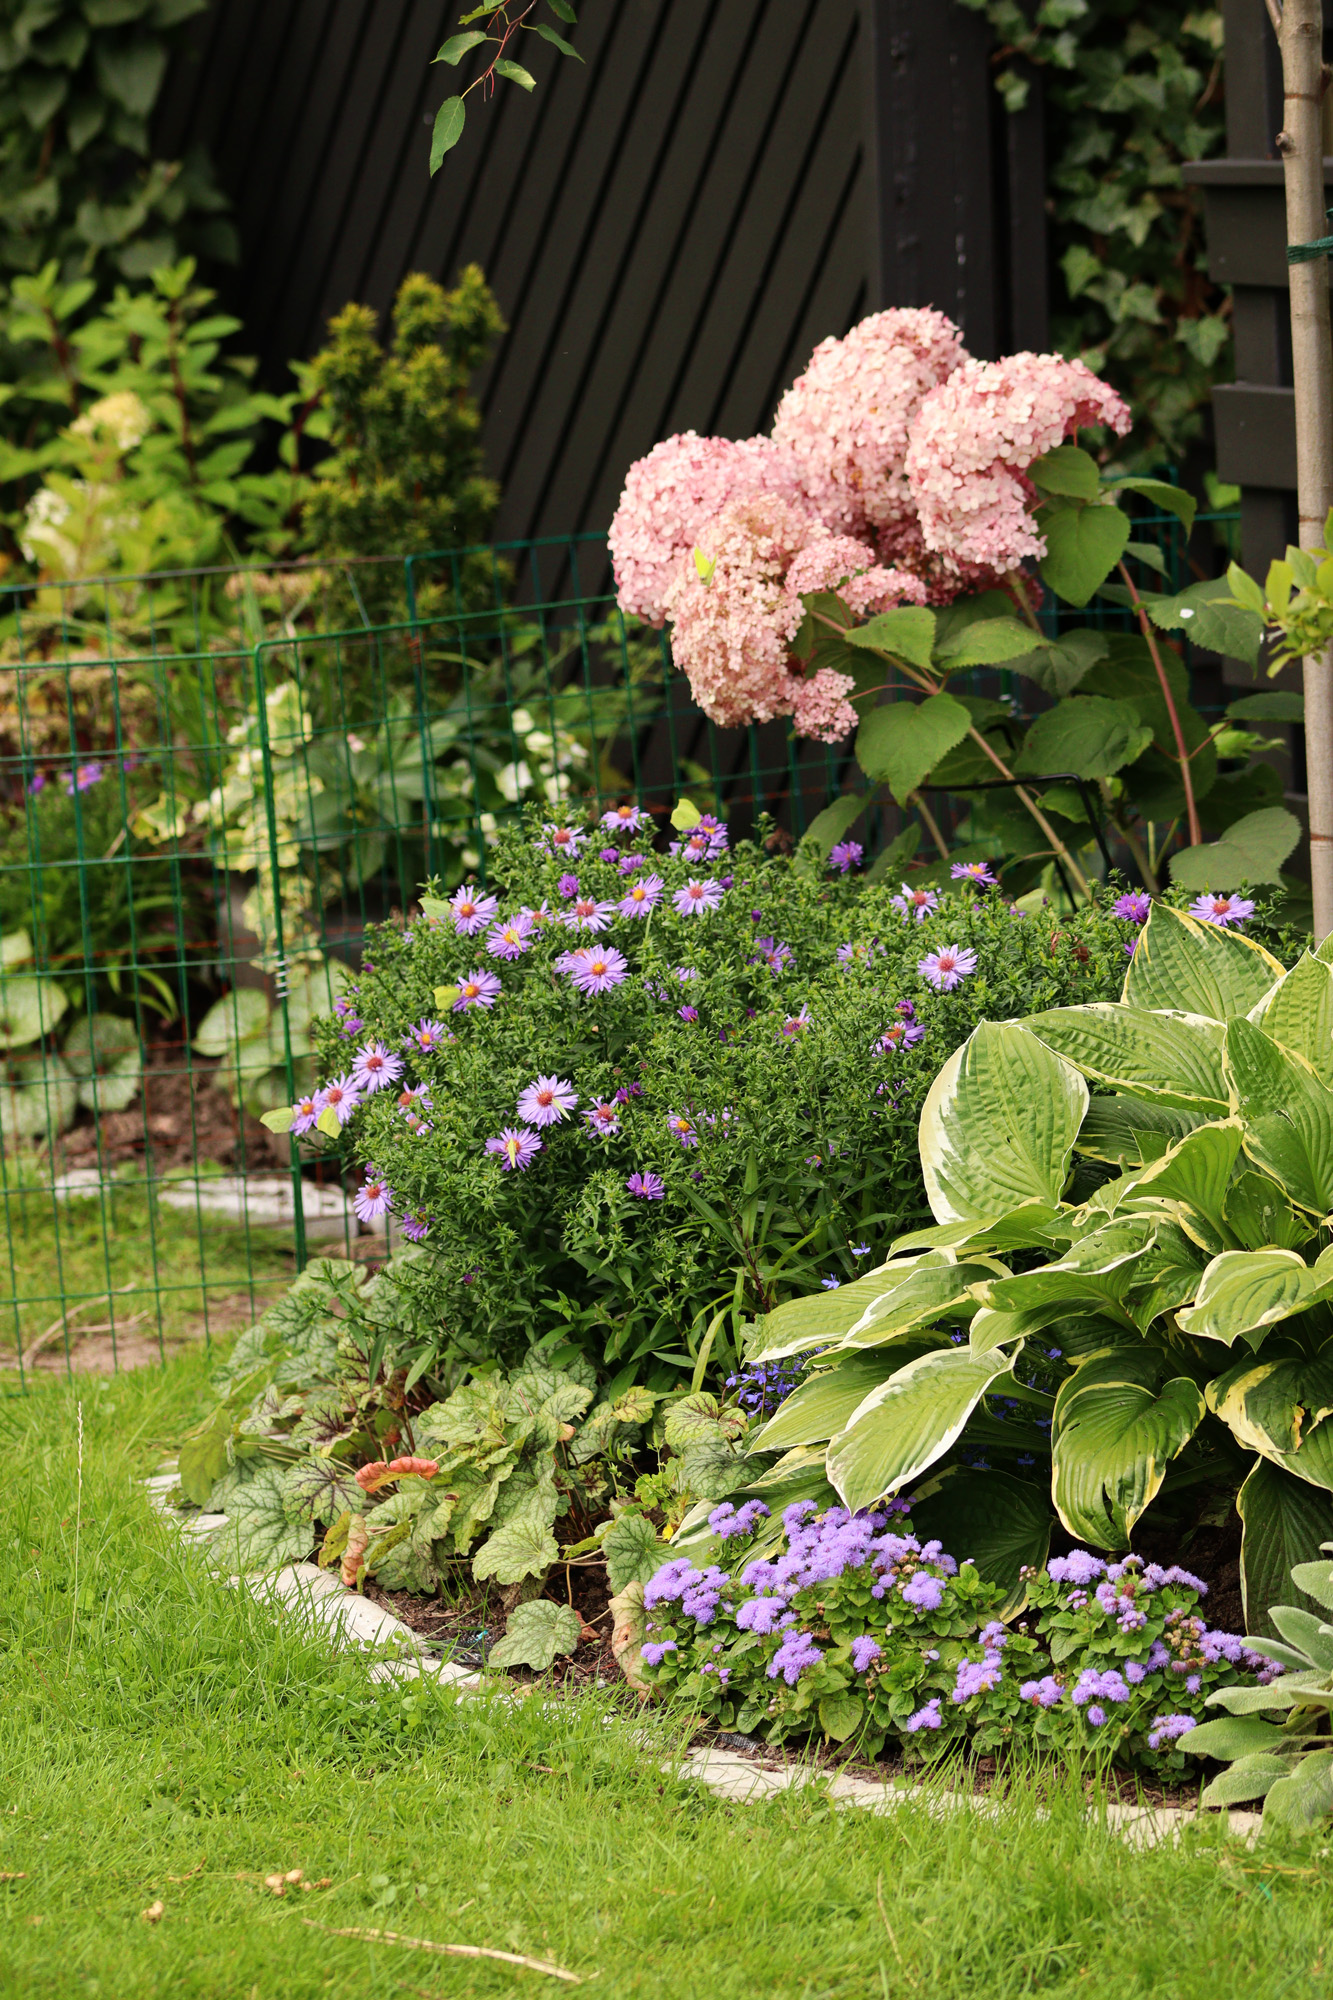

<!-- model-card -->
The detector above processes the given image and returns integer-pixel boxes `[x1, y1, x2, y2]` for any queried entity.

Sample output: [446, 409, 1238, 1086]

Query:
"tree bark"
[1273, 0, 1333, 940]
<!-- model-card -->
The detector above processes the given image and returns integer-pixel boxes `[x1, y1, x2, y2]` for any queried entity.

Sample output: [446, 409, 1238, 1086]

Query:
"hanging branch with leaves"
[428, 2, 582, 174]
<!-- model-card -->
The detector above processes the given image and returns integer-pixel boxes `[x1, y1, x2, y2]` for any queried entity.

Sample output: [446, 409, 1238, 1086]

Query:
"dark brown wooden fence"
[159, 0, 1046, 543]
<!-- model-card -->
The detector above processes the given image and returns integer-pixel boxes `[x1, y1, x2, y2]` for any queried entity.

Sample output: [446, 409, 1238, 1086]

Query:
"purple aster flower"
[877, 1021, 926, 1054]
[1189, 892, 1255, 927]
[353, 1172, 394, 1225]
[626, 1170, 665, 1199]
[584, 1100, 621, 1137]
[851, 1636, 881, 1673]
[27, 772, 46, 795]
[399, 1209, 431, 1242]
[404, 1015, 451, 1050]
[618, 873, 664, 918]
[619, 853, 646, 876]
[486, 1125, 544, 1171]
[541, 824, 586, 859]
[666, 1110, 698, 1147]
[598, 846, 618, 863]
[453, 971, 502, 1011]
[918, 944, 978, 991]
[486, 912, 535, 959]
[313, 1074, 361, 1127]
[673, 878, 724, 917]
[750, 936, 793, 974]
[1113, 891, 1151, 924]
[892, 883, 939, 922]
[904, 1698, 943, 1733]
[565, 945, 629, 995]
[396, 1083, 434, 1115]
[829, 840, 864, 874]
[63, 761, 104, 794]
[601, 802, 644, 832]
[352, 1041, 404, 1094]
[290, 1092, 321, 1135]
[517, 1075, 579, 1126]
[779, 1007, 813, 1038]
[558, 873, 580, 899]
[951, 860, 996, 886]
[677, 1004, 700, 1024]
[449, 884, 498, 934]
[338, 1013, 365, 1038]
[563, 895, 617, 932]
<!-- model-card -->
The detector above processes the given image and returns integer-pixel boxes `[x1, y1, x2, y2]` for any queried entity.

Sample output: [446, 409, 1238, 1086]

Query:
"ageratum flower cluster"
[637, 1507, 1283, 1773]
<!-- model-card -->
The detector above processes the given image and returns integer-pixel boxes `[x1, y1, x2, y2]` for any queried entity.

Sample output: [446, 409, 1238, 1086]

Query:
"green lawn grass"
[3, 1352, 1333, 1999]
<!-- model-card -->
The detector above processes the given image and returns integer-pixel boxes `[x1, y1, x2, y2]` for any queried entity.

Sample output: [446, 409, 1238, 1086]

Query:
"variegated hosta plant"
[745, 903, 1333, 1630]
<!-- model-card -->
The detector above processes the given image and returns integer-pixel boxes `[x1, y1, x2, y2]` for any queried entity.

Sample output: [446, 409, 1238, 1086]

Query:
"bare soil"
[55, 1037, 286, 1176]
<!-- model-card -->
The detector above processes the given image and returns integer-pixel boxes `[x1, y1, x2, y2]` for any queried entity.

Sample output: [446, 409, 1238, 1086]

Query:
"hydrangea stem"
[1116, 561, 1202, 848]
[909, 790, 951, 863]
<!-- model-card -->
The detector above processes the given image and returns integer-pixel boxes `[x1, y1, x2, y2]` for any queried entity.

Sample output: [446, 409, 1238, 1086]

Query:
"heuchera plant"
[610, 311, 1296, 905]
[639, 1502, 1280, 1773]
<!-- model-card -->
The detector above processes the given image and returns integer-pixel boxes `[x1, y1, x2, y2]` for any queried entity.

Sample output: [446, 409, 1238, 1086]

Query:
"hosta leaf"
[842, 1260, 1002, 1348]
[986, 1218, 1158, 1322]
[1223, 1172, 1318, 1253]
[1224, 1018, 1333, 1213]
[1238, 1458, 1333, 1634]
[752, 1352, 900, 1452]
[192, 987, 270, 1057]
[909, 1467, 1051, 1613]
[1097, 1121, 1242, 1242]
[1209, 1353, 1333, 1477]
[487, 1599, 582, 1672]
[471, 1498, 559, 1585]
[825, 1344, 1019, 1510]
[750, 1261, 927, 1361]
[1074, 1094, 1204, 1167]
[889, 1205, 1064, 1257]
[1051, 1348, 1204, 1547]
[919, 1022, 1088, 1224]
[1178, 1247, 1333, 1348]
[208, 1463, 312, 1572]
[1252, 951, 1333, 1087]
[1025, 1003, 1228, 1114]
[1123, 902, 1285, 1020]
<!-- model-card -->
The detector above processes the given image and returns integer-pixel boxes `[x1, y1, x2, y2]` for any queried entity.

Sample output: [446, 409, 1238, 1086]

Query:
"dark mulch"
[57, 1042, 284, 1174]
[362, 1561, 619, 1689]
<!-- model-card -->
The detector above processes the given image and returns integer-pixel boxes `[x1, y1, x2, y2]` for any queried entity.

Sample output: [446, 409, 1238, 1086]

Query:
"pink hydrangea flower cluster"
[905, 352, 1131, 573]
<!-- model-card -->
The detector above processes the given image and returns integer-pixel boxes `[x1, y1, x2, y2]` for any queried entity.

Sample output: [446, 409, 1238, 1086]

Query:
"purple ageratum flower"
[900, 1571, 946, 1612]
[736, 1595, 790, 1635]
[453, 970, 503, 1011]
[1046, 1550, 1106, 1587]
[541, 823, 586, 859]
[750, 937, 793, 974]
[601, 802, 644, 832]
[517, 1075, 579, 1127]
[313, 1074, 362, 1127]
[767, 1631, 824, 1686]
[626, 1170, 666, 1199]
[352, 1041, 404, 1094]
[558, 873, 580, 899]
[1147, 1713, 1197, 1751]
[563, 896, 617, 932]
[399, 1209, 431, 1242]
[904, 1697, 943, 1733]
[951, 860, 996, 887]
[1020, 1676, 1064, 1709]
[290, 1092, 321, 1135]
[63, 761, 104, 794]
[674, 878, 724, 917]
[877, 1021, 926, 1054]
[1113, 891, 1151, 924]
[892, 883, 939, 922]
[708, 1500, 771, 1540]
[618, 874, 664, 918]
[779, 1007, 813, 1038]
[449, 884, 498, 934]
[953, 1652, 1003, 1703]
[1189, 892, 1255, 928]
[486, 1126, 543, 1171]
[851, 1636, 881, 1673]
[584, 1100, 621, 1137]
[564, 945, 629, 995]
[829, 840, 864, 875]
[918, 944, 978, 992]
[640, 1640, 678, 1667]
[353, 1172, 394, 1225]
[486, 912, 535, 960]
[1086, 1705, 1107, 1728]
[666, 1110, 698, 1148]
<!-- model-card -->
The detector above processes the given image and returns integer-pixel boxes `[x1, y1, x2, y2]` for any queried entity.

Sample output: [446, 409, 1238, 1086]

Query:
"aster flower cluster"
[609, 310, 1131, 736]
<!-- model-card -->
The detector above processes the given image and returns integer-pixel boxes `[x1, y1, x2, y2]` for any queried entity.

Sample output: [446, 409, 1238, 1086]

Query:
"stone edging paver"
[144, 1470, 1263, 1850]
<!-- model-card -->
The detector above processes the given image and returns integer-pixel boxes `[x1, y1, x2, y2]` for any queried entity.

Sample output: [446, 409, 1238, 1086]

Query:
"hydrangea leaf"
[1050, 1348, 1204, 1548]
[207, 1463, 313, 1572]
[1013, 696, 1152, 783]
[918, 1021, 1088, 1224]
[844, 605, 937, 668]
[488, 1598, 582, 1672]
[853, 691, 971, 806]
[471, 1498, 559, 1584]
[1036, 499, 1131, 606]
[1170, 808, 1302, 894]
[825, 1344, 1019, 1510]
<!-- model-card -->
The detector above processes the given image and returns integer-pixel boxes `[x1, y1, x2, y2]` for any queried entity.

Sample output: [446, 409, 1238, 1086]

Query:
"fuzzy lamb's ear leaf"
[1184, 1715, 1297, 1761]
[1200, 1753, 1298, 1809]
[919, 1022, 1087, 1225]
[1262, 1747, 1333, 1829]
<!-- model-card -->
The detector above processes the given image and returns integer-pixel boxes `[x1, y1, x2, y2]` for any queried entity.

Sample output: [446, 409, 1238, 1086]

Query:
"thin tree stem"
[1117, 561, 1202, 847]
[964, 725, 1091, 897]
[1004, 568, 1044, 635]
[910, 790, 951, 863]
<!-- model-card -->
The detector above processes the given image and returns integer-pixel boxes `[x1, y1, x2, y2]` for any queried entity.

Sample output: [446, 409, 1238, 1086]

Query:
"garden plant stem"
[1116, 561, 1202, 849]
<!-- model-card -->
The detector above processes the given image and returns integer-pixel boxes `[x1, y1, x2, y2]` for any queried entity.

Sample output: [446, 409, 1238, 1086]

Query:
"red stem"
[1117, 561, 1202, 847]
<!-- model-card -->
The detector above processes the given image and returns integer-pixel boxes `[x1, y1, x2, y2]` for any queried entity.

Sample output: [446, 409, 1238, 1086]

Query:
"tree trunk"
[1273, 0, 1333, 940]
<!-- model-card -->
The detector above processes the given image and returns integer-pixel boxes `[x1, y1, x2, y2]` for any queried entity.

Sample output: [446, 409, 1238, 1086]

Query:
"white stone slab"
[368, 1655, 485, 1691]
[158, 1175, 355, 1241]
[254, 1561, 426, 1655]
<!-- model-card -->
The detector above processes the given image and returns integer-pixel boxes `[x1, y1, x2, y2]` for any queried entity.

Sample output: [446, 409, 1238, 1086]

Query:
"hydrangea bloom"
[1189, 892, 1255, 927]
[906, 352, 1131, 573]
[771, 307, 968, 536]
[516, 1076, 578, 1127]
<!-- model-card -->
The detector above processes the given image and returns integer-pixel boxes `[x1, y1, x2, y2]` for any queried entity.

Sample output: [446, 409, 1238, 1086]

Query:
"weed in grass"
[3, 1356, 1333, 1998]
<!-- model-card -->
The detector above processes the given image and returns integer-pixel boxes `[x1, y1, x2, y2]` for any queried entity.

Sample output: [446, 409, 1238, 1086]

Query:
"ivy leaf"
[854, 692, 971, 805]
[1169, 808, 1302, 892]
[532, 22, 582, 58]
[1028, 444, 1102, 501]
[1013, 696, 1152, 781]
[488, 1599, 582, 1672]
[494, 58, 536, 89]
[430, 96, 466, 174]
[94, 40, 168, 115]
[471, 1498, 559, 1584]
[800, 792, 866, 861]
[1037, 502, 1132, 607]
[434, 30, 487, 63]
[547, 0, 578, 19]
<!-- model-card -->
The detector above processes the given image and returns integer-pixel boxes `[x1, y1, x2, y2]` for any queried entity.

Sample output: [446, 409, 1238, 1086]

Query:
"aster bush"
[636, 1500, 1280, 1774]
[287, 802, 1130, 1391]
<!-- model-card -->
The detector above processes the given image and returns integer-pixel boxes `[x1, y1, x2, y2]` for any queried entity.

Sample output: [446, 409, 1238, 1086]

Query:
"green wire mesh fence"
[0, 511, 1240, 1384]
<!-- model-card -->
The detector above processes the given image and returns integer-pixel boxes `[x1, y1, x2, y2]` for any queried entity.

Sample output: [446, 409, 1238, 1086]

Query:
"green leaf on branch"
[1147, 577, 1263, 669]
[1124, 540, 1168, 576]
[1228, 692, 1304, 722]
[1013, 696, 1152, 782]
[547, 0, 578, 19]
[1037, 502, 1131, 607]
[854, 693, 970, 806]
[488, 1598, 582, 1672]
[1169, 807, 1302, 892]
[434, 30, 487, 62]
[494, 58, 536, 88]
[845, 606, 937, 668]
[430, 96, 466, 173]
[934, 618, 1051, 670]
[532, 22, 583, 56]
[1002, 628, 1109, 699]
[1107, 477, 1197, 534]
[800, 792, 866, 861]
[1028, 444, 1102, 501]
